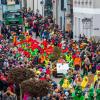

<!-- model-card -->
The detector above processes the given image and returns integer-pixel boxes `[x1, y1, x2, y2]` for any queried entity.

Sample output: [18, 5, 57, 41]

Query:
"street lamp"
[63, 8, 66, 34]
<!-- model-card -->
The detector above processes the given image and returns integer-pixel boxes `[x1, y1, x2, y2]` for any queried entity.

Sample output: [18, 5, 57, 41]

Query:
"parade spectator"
[2, 87, 17, 100]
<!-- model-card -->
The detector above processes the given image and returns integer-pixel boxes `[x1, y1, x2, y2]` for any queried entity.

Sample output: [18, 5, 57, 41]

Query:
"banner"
[57, 63, 69, 74]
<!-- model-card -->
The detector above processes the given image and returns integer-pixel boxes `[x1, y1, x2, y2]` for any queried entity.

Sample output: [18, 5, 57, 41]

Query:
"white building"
[22, 0, 45, 16]
[73, 0, 100, 40]
[52, 0, 72, 32]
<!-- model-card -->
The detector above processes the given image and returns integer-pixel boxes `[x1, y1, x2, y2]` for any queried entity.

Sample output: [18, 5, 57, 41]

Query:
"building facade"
[52, 0, 72, 32]
[73, 0, 100, 40]
[22, 0, 45, 16]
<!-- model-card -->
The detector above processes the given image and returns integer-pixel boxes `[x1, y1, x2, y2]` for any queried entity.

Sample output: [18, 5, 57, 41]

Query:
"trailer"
[4, 10, 23, 32]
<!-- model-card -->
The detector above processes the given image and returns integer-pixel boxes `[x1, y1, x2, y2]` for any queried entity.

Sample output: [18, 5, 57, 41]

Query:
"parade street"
[0, 0, 100, 100]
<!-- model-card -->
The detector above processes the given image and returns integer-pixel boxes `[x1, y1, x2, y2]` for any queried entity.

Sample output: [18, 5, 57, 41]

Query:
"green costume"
[59, 75, 65, 86]
[72, 86, 85, 100]
[88, 87, 94, 100]
[96, 88, 100, 100]
[66, 54, 71, 63]
[69, 59, 74, 67]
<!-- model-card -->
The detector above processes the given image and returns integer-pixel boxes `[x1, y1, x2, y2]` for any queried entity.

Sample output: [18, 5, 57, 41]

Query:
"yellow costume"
[81, 76, 88, 90]
[45, 58, 49, 66]
[62, 79, 70, 89]
[36, 70, 41, 75]
[94, 75, 98, 84]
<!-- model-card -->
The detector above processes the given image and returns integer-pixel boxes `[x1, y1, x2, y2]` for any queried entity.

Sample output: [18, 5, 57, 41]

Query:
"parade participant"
[24, 20, 29, 32]
[74, 55, 81, 71]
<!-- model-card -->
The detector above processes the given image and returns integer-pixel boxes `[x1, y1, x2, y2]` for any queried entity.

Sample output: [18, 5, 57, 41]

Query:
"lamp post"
[63, 8, 66, 35]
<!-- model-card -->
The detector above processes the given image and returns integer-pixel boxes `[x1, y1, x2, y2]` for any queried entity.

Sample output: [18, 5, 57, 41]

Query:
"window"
[89, 1, 92, 6]
[78, 1, 80, 5]
[74, 0, 78, 6]
[6, 12, 21, 18]
[15, 0, 19, 4]
[81, 0, 84, 5]
[2, 0, 19, 5]
[85, 1, 88, 5]
[1, 0, 7, 4]
[74, 0, 77, 4]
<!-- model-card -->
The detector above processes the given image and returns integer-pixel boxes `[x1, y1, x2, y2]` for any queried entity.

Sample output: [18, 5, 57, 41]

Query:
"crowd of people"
[0, 9, 100, 100]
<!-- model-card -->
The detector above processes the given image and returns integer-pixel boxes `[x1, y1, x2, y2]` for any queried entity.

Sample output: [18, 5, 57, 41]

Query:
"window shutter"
[61, 0, 64, 10]
[15, 0, 19, 4]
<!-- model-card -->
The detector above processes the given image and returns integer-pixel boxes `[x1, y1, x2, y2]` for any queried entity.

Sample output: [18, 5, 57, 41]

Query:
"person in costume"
[96, 86, 100, 100]
[75, 74, 82, 86]
[72, 85, 84, 100]
[74, 55, 81, 71]
[65, 53, 72, 63]
[59, 76, 70, 89]
[84, 55, 91, 72]
[24, 21, 29, 32]
[88, 86, 94, 100]
[81, 76, 88, 90]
